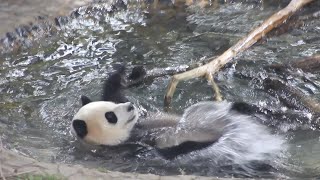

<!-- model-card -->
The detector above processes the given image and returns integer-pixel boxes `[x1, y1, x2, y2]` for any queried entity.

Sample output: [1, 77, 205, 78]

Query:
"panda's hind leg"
[231, 102, 261, 115]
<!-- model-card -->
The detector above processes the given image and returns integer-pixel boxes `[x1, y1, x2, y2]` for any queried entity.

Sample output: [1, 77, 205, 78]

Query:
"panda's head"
[71, 95, 139, 146]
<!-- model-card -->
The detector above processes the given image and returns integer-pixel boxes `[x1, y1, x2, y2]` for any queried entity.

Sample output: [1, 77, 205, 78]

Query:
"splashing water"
[0, 0, 320, 178]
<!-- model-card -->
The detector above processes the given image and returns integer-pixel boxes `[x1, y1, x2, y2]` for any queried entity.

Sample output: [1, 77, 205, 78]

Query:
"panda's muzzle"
[72, 120, 88, 139]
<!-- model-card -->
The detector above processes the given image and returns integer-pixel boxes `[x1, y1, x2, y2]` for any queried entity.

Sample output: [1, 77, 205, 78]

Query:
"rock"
[0, 148, 222, 180]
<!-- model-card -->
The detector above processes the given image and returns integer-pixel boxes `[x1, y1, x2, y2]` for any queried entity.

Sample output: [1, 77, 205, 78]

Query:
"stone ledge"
[1, 148, 227, 180]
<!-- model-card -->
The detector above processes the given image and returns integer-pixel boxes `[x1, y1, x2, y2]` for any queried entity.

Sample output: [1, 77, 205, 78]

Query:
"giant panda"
[71, 65, 285, 167]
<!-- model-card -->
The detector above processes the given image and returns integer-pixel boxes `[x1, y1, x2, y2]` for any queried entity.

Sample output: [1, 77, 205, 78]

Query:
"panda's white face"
[71, 101, 138, 146]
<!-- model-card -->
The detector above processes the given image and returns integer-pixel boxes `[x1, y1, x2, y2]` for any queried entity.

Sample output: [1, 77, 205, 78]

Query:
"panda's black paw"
[107, 72, 123, 87]
[129, 66, 147, 80]
[102, 65, 147, 101]
[112, 63, 126, 74]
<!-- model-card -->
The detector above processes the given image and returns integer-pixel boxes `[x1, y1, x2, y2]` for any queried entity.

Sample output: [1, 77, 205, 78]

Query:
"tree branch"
[164, 0, 314, 107]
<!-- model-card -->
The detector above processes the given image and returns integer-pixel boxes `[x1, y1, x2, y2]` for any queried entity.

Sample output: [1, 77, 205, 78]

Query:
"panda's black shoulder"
[102, 65, 128, 103]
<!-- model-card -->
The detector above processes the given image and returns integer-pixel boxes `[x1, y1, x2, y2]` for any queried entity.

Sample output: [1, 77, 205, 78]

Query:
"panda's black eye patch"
[105, 112, 118, 124]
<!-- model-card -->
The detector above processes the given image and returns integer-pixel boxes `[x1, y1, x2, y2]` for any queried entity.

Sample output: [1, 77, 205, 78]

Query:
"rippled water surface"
[0, 0, 320, 178]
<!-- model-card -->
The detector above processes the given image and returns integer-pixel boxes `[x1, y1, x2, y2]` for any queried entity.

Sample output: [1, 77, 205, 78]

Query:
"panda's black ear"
[81, 95, 92, 106]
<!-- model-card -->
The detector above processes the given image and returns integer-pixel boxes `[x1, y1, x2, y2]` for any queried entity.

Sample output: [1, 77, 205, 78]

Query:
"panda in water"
[71, 66, 286, 169]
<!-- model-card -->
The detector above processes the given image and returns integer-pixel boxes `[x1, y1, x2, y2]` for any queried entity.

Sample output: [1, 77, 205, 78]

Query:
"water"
[0, 0, 320, 178]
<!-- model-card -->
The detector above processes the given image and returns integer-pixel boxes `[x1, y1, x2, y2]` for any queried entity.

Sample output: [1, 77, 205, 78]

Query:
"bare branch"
[164, 0, 314, 107]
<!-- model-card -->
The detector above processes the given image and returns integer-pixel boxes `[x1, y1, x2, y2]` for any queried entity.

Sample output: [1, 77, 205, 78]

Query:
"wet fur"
[72, 65, 284, 162]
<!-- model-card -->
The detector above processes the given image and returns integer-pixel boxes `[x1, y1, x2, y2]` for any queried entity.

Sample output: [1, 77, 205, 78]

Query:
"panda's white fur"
[71, 101, 138, 146]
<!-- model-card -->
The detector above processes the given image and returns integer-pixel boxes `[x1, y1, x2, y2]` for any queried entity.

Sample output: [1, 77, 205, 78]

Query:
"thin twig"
[164, 0, 314, 107]
[206, 73, 223, 101]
